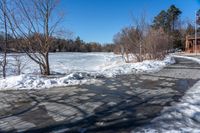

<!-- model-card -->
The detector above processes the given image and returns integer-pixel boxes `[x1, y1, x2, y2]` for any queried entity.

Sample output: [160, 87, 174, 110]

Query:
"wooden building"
[185, 35, 200, 53]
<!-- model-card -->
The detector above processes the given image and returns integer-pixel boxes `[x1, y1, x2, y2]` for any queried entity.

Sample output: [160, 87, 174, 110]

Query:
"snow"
[133, 55, 200, 133]
[101, 56, 175, 77]
[0, 53, 175, 90]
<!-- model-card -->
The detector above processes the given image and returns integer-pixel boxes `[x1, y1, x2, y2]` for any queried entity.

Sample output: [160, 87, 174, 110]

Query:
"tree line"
[113, 5, 200, 62]
[0, 34, 114, 53]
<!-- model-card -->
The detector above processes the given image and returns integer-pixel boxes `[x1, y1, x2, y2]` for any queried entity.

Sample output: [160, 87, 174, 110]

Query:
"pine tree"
[167, 5, 182, 32]
[152, 5, 182, 33]
[152, 10, 168, 31]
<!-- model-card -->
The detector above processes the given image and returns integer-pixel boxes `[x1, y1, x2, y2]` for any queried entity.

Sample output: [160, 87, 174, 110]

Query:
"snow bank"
[133, 55, 200, 133]
[0, 53, 175, 90]
[101, 56, 175, 77]
[0, 74, 97, 90]
[134, 81, 200, 133]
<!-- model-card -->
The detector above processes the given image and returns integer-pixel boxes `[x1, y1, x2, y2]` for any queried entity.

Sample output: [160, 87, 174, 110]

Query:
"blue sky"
[60, 0, 200, 44]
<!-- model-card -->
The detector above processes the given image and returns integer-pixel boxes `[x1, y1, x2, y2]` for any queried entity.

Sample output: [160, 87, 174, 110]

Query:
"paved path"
[0, 58, 200, 133]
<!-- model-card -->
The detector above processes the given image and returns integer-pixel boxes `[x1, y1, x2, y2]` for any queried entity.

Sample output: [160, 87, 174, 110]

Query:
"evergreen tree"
[167, 5, 182, 32]
[152, 5, 182, 33]
[152, 5, 182, 48]
[152, 10, 168, 31]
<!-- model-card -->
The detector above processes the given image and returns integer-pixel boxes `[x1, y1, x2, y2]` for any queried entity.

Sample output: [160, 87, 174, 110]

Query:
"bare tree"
[113, 26, 144, 62]
[0, 0, 8, 78]
[10, 54, 28, 75]
[6, 0, 63, 75]
[113, 13, 172, 62]
[144, 28, 172, 59]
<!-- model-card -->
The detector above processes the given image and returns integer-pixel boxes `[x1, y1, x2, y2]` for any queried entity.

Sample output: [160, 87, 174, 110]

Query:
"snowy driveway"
[0, 58, 199, 133]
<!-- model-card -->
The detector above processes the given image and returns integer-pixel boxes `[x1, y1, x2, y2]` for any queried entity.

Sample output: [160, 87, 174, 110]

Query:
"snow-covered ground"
[0, 52, 175, 90]
[133, 55, 200, 133]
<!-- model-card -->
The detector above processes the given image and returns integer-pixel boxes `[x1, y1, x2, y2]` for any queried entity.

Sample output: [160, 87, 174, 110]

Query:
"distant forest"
[0, 34, 115, 53]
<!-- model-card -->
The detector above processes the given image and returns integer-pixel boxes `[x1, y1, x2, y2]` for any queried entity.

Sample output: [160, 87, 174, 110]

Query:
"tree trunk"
[42, 53, 50, 75]
[139, 43, 142, 62]
[2, 0, 7, 79]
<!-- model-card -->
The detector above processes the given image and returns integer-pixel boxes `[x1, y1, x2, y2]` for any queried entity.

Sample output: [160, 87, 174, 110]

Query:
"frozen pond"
[49, 52, 123, 74]
[4, 52, 123, 75]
